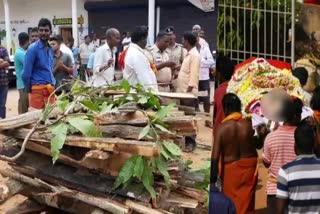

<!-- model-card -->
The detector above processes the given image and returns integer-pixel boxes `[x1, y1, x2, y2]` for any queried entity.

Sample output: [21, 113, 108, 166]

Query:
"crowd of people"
[210, 57, 320, 214]
[0, 18, 215, 123]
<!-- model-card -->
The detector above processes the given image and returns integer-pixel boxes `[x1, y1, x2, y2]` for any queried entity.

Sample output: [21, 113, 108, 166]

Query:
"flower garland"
[227, 58, 305, 117]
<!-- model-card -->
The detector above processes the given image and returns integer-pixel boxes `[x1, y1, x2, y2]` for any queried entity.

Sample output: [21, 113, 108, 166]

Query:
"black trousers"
[197, 79, 211, 113]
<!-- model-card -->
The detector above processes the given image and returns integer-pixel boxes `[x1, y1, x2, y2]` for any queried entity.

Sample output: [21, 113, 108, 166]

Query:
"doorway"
[60, 27, 72, 43]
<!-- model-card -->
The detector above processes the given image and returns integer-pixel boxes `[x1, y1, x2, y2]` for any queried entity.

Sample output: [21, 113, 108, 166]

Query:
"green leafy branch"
[40, 79, 187, 199]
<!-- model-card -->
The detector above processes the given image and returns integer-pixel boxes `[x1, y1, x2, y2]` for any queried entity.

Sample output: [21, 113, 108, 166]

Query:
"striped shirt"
[277, 155, 320, 214]
[262, 126, 297, 195]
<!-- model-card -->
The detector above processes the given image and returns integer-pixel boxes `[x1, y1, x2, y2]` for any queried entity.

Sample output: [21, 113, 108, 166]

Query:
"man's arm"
[261, 135, 271, 168]
[94, 48, 112, 73]
[144, 50, 173, 70]
[188, 55, 201, 92]
[0, 48, 10, 69]
[0, 59, 9, 69]
[201, 47, 215, 68]
[276, 168, 289, 214]
[210, 125, 223, 188]
[133, 54, 158, 92]
[14, 52, 25, 85]
[23, 48, 36, 92]
[63, 55, 74, 74]
[252, 124, 269, 150]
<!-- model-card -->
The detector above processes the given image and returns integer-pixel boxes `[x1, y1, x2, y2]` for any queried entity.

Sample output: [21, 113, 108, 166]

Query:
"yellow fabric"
[31, 84, 54, 92]
[222, 112, 243, 123]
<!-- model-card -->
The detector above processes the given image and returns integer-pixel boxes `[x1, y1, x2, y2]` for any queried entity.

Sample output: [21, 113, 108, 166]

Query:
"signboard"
[53, 15, 84, 26]
[188, 0, 214, 12]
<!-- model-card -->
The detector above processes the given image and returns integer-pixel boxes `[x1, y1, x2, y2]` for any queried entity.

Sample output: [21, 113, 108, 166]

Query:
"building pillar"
[3, 0, 11, 54]
[156, 6, 160, 35]
[72, 0, 78, 46]
[148, 0, 155, 45]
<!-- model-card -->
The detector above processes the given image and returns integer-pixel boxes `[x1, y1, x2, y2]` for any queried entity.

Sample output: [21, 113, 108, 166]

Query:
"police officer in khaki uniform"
[165, 26, 187, 91]
[145, 31, 176, 92]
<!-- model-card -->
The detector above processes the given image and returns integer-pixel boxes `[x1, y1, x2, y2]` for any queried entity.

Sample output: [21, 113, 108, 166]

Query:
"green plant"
[218, 0, 293, 58]
[41, 80, 186, 199]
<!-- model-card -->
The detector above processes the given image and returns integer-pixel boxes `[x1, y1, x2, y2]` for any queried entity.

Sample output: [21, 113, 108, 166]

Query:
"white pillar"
[3, 0, 11, 54]
[156, 6, 160, 35]
[291, 2, 295, 66]
[148, 0, 155, 45]
[72, 0, 78, 46]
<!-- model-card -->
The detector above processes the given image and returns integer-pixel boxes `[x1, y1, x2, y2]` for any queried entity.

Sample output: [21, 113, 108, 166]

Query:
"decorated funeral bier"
[227, 57, 312, 129]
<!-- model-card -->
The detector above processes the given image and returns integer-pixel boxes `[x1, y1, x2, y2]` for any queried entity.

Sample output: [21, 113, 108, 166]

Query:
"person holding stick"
[92, 28, 121, 87]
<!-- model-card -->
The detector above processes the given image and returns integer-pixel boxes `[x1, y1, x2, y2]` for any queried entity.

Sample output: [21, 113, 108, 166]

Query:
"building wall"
[0, 0, 89, 52]
[88, 6, 148, 38]
[160, 5, 217, 50]
[87, 1, 217, 50]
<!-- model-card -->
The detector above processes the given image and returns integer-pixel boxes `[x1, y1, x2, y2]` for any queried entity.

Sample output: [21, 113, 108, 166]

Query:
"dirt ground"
[0, 88, 268, 213]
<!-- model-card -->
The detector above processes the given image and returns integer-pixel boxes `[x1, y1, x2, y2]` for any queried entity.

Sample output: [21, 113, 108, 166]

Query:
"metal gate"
[218, 0, 295, 65]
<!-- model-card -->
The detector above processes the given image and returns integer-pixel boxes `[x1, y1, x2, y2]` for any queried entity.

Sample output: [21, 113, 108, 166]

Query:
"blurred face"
[31, 31, 39, 43]
[67, 41, 74, 48]
[167, 32, 176, 44]
[182, 38, 188, 49]
[109, 31, 121, 48]
[192, 26, 201, 34]
[38, 26, 51, 41]
[157, 35, 170, 51]
[49, 40, 60, 52]
[25, 40, 30, 49]
[199, 30, 205, 38]
[85, 36, 91, 44]
[141, 36, 148, 48]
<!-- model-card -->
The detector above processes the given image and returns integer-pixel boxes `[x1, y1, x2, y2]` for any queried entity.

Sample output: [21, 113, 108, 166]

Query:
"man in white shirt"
[91, 33, 100, 49]
[123, 26, 158, 92]
[92, 28, 120, 87]
[122, 32, 131, 50]
[192, 25, 209, 48]
[196, 35, 215, 113]
[57, 35, 75, 65]
[79, 35, 95, 81]
[56, 35, 75, 79]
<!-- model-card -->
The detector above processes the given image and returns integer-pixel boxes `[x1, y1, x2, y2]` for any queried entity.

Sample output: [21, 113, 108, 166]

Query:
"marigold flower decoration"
[227, 58, 305, 117]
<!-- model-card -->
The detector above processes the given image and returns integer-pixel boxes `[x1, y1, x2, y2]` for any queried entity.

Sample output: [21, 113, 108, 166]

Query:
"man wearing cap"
[166, 26, 187, 91]
[145, 31, 176, 92]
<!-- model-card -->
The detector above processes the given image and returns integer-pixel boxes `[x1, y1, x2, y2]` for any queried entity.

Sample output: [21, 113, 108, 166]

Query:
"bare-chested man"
[210, 93, 266, 214]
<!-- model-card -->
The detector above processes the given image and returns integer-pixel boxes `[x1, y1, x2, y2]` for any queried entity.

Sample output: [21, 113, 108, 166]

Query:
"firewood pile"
[0, 81, 209, 214]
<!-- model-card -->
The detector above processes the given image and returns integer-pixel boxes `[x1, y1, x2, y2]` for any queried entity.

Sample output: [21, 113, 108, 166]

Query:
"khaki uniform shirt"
[177, 47, 201, 96]
[145, 45, 172, 83]
[167, 43, 187, 66]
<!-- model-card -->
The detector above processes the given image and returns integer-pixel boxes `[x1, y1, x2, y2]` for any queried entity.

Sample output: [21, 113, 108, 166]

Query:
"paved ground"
[0, 88, 268, 213]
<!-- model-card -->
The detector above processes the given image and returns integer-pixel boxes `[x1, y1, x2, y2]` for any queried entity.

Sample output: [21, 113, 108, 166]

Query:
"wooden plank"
[25, 141, 130, 176]
[31, 192, 117, 214]
[5, 199, 48, 214]
[8, 129, 160, 157]
[174, 186, 206, 204]
[95, 114, 198, 136]
[166, 193, 198, 209]
[0, 168, 130, 214]
[0, 109, 60, 131]
[125, 200, 164, 214]
[103, 90, 196, 99]
[3, 150, 152, 203]
[100, 125, 177, 140]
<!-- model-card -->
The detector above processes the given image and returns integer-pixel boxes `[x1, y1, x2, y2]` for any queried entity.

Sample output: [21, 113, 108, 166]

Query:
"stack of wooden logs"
[0, 104, 208, 214]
